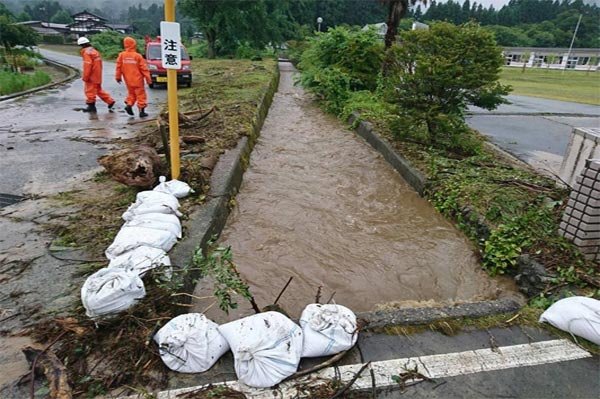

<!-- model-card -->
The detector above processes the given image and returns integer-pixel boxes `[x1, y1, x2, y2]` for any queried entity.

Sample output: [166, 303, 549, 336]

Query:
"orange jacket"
[80, 46, 103, 84]
[115, 37, 151, 88]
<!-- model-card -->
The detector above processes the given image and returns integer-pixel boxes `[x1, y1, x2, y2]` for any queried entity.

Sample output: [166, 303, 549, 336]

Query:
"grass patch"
[0, 70, 51, 95]
[500, 67, 600, 105]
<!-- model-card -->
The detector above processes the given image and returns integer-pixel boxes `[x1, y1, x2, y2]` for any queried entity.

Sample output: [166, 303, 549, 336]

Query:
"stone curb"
[0, 57, 79, 102]
[358, 299, 521, 330]
[349, 112, 427, 195]
[169, 65, 281, 298]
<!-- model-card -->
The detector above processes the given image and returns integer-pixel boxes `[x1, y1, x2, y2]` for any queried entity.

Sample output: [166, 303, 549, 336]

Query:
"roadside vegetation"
[0, 13, 52, 95]
[40, 59, 278, 396]
[297, 23, 600, 306]
[500, 67, 600, 105]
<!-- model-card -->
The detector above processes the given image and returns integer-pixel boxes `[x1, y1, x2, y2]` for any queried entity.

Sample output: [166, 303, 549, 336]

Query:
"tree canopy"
[421, 0, 600, 47]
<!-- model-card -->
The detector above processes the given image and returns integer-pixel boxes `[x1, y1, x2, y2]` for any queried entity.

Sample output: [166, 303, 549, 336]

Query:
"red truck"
[144, 36, 192, 88]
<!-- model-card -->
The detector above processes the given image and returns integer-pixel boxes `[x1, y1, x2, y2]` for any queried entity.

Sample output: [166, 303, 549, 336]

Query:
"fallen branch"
[287, 349, 350, 380]
[23, 331, 71, 399]
[329, 361, 371, 399]
[315, 286, 323, 304]
[273, 276, 294, 305]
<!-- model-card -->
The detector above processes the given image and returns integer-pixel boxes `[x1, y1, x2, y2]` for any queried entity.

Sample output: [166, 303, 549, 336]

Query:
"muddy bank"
[193, 63, 516, 321]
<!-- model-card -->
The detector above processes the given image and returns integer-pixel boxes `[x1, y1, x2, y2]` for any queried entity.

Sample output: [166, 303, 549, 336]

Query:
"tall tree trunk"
[384, 0, 407, 50]
[206, 28, 216, 59]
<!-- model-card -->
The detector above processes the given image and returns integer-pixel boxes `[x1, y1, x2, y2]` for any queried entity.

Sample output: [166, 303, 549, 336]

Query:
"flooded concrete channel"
[194, 63, 513, 320]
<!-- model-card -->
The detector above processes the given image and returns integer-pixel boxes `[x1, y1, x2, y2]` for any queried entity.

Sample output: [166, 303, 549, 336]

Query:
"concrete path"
[468, 95, 600, 177]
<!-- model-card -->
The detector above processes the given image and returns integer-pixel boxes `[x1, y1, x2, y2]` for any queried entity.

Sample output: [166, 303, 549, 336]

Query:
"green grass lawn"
[0, 70, 51, 96]
[500, 66, 600, 105]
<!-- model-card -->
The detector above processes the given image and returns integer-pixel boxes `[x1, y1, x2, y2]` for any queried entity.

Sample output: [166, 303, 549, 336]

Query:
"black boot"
[124, 103, 134, 116]
[107, 101, 115, 111]
[82, 103, 97, 113]
[139, 108, 148, 118]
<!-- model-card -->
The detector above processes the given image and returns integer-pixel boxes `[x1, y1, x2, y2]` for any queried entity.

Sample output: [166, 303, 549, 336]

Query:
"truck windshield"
[147, 45, 190, 61]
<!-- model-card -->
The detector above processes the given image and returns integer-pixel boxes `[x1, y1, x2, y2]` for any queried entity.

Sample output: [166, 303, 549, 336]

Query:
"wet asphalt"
[0, 48, 167, 197]
[468, 95, 600, 176]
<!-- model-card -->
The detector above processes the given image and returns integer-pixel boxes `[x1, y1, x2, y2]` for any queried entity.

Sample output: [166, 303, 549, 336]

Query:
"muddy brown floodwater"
[193, 63, 515, 322]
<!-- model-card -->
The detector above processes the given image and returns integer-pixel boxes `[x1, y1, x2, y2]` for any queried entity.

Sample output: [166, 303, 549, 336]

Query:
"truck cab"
[144, 36, 192, 88]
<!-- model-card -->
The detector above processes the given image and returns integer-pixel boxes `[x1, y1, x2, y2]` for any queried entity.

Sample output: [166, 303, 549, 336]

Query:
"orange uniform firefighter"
[77, 37, 115, 113]
[115, 37, 152, 118]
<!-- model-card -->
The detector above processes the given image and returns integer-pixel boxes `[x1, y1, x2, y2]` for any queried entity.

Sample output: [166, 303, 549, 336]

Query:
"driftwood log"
[23, 345, 72, 399]
[98, 145, 162, 188]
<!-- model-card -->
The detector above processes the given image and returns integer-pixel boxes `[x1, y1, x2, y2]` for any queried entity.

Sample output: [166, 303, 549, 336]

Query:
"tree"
[16, 11, 32, 22]
[0, 2, 13, 19]
[0, 15, 38, 60]
[23, 1, 63, 22]
[180, 0, 307, 58]
[50, 9, 72, 24]
[380, 0, 427, 49]
[384, 22, 510, 153]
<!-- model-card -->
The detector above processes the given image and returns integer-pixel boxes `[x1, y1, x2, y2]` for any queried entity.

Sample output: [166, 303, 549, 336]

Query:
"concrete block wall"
[559, 159, 600, 261]
[559, 128, 600, 188]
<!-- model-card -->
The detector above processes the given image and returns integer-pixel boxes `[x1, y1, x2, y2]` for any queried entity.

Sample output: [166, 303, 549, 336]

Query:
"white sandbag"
[153, 176, 194, 198]
[124, 218, 182, 238]
[81, 267, 145, 319]
[129, 212, 181, 229]
[136, 190, 180, 209]
[539, 296, 600, 345]
[154, 313, 229, 373]
[218, 311, 303, 388]
[105, 226, 177, 259]
[108, 246, 172, 277]
[299, 304, 358, 357]
[122, 202, 183, 221]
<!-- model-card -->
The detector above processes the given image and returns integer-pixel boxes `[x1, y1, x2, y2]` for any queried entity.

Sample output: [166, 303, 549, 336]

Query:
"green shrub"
[298, 26, 384, 114]
[384, 22, 511, 155]
[89, 31, 144, 60]
[41, 35, 65, 45]
[187, 41, 208, 58]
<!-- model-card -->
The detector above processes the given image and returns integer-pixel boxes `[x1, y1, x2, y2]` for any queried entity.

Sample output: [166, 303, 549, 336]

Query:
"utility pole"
[563, 13, 582, 73]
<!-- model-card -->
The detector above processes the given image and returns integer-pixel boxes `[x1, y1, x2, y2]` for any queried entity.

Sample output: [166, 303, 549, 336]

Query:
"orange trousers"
[125, 85, 148, 109]
[84, 82, 114, 105]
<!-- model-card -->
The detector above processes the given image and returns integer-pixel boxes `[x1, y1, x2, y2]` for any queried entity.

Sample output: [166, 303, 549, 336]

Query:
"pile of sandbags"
[154, 304, 360, 388]
[81, 177, 192, 319]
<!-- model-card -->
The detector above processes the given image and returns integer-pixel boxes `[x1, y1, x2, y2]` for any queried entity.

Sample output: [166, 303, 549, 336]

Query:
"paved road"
[0, 48, 166, 197]
[468, 95, 600, 176]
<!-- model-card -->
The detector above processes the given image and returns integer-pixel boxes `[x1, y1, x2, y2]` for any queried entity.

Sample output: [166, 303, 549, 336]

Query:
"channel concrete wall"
[560, 128, 600, 188]
[559, 158, 600, 261]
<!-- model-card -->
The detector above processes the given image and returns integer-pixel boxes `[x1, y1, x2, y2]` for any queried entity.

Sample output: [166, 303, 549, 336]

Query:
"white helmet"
[77, 37, 90, 45]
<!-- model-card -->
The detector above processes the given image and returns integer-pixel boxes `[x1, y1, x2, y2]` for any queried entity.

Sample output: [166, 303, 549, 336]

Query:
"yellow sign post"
[164, 0, 180, 180]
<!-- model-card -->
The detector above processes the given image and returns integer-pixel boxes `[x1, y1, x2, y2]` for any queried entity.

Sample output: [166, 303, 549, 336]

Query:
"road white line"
[128, 339, 592, 399]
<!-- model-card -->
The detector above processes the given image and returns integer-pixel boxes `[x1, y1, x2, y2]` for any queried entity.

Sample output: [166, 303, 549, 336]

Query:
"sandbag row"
[81, 178, 192, 319]
[154, 304, 359, 388]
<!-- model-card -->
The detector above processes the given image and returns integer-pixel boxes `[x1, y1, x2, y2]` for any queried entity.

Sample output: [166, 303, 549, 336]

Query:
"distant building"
[503, 47, 599, 71]
[68, 10, 113, 36]
[362, 22, 387, 38]
[15, 21, 70, 37]
[16, 10, 134, 41]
